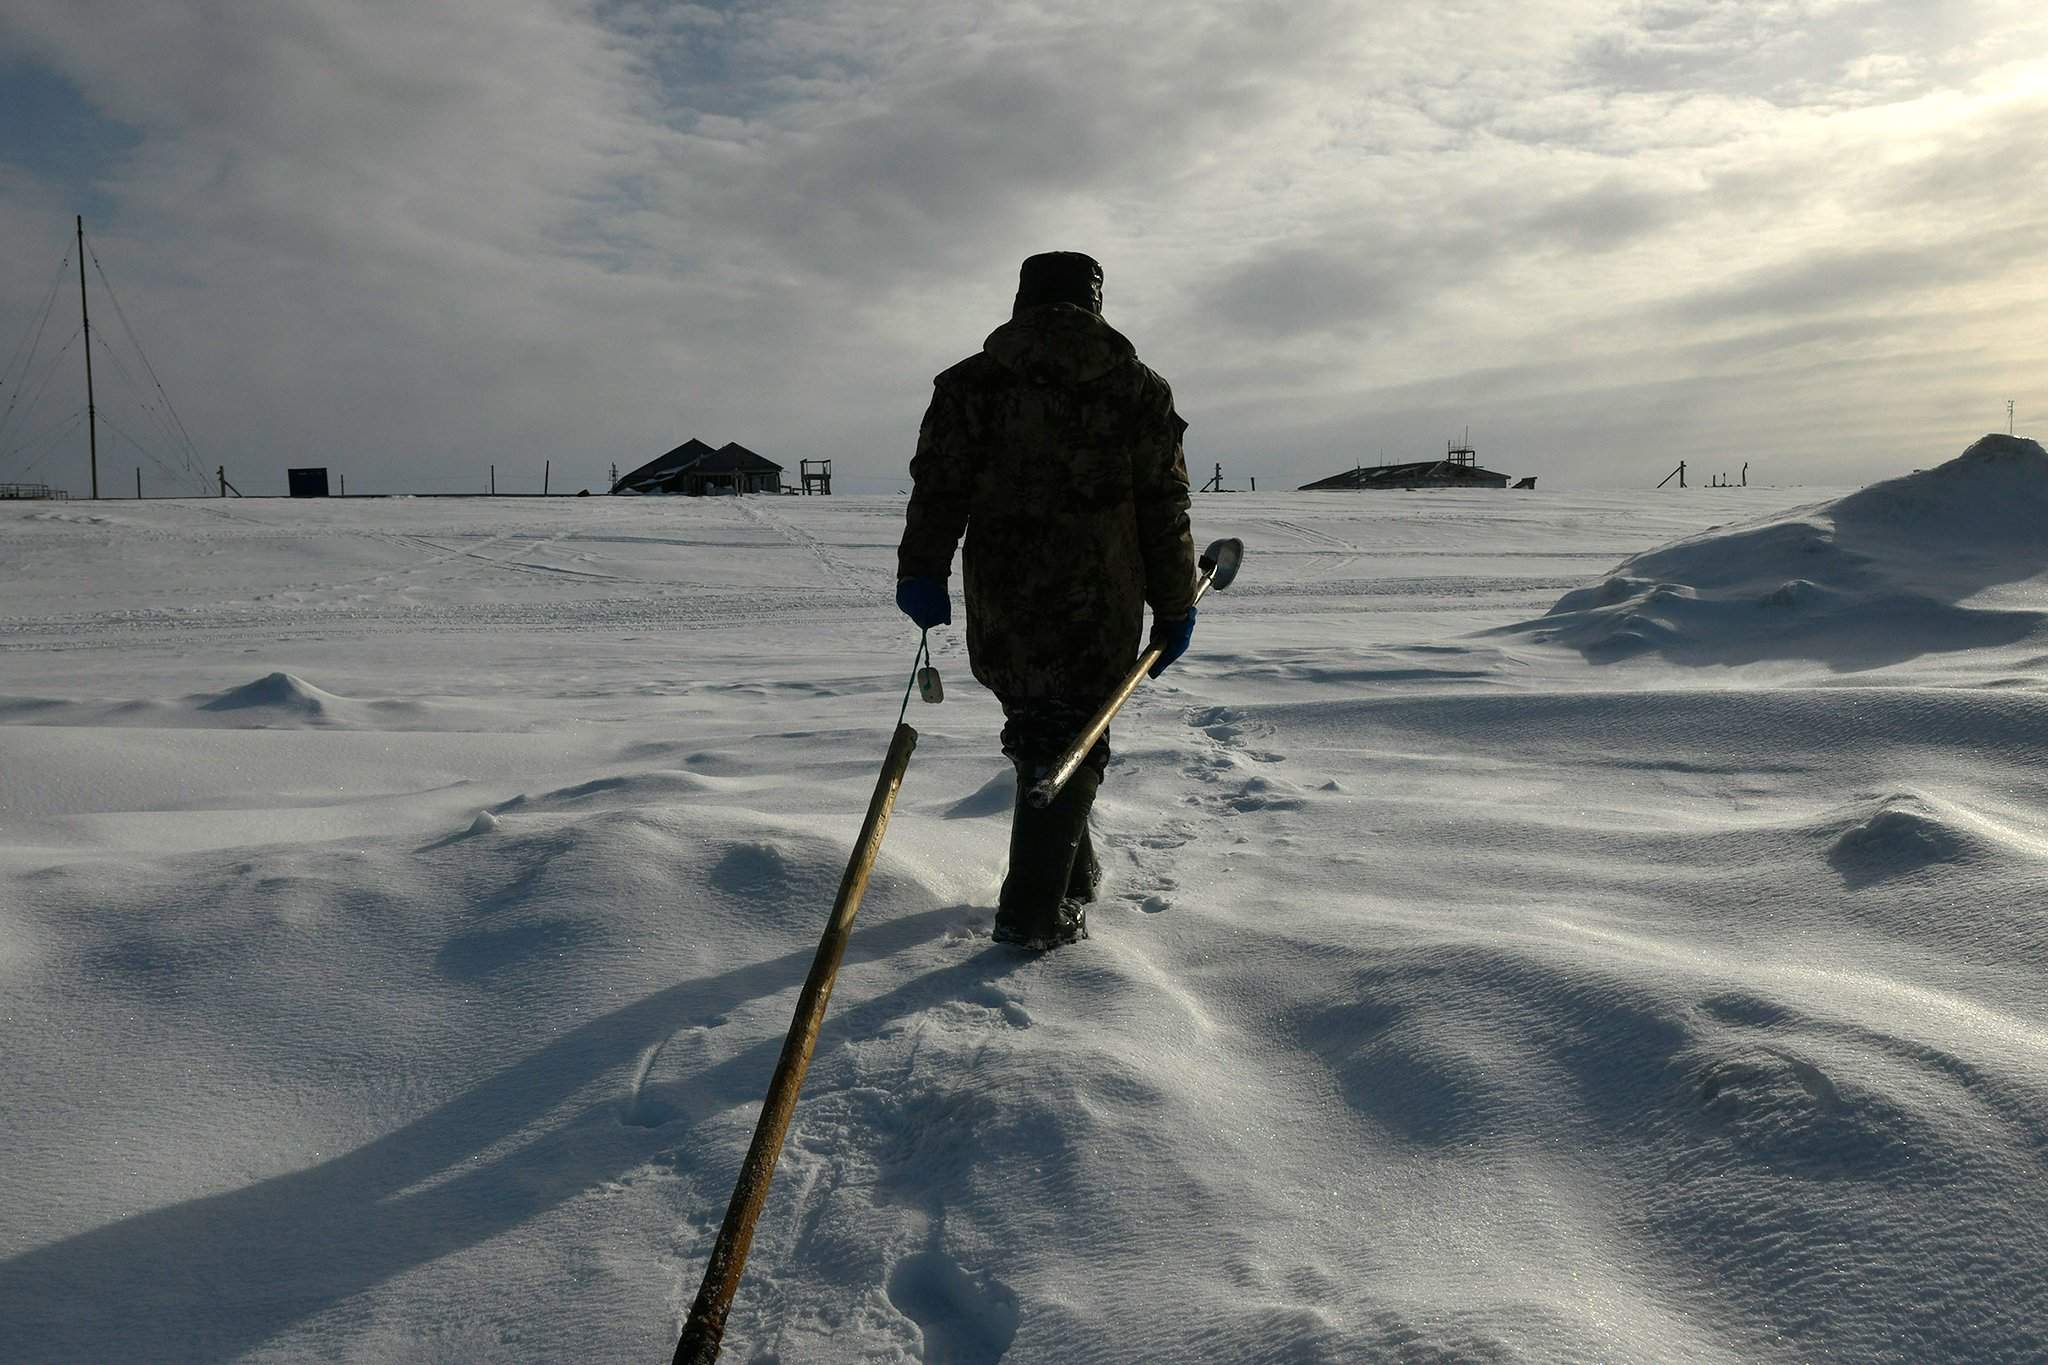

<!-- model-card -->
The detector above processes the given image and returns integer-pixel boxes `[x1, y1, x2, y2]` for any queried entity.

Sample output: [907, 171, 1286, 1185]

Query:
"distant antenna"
[2009, 399, 2016, 435]
[1446, 427, 1476, 468]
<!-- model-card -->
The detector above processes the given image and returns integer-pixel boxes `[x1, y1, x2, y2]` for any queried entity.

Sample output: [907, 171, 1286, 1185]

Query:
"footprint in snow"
[966, 982, 1032, 1029]
[1227, 775, 1309, 814]
[1185, 704, 1283, 763]
[886, 1250, 1019, 1364]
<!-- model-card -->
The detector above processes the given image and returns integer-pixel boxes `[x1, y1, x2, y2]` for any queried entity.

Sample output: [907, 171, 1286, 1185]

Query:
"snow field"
[2, 439, 2045, 1362]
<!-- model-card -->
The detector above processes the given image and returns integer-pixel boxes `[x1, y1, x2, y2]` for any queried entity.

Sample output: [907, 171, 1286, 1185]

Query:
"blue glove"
[896, 576, 951, 629]
[1147, 607, 1196, 677]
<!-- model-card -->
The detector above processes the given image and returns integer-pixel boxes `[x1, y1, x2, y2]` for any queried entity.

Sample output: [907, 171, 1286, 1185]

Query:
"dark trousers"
[998, 697, 1110, 778]
[995, 696, 1106, 935]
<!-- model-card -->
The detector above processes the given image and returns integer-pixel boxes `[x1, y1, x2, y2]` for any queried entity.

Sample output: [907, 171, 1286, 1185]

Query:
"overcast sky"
[2, 0, 2043, 497]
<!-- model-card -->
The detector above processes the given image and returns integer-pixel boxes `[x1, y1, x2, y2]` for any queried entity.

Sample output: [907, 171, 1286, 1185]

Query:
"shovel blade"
[1199, 537, 1244, 591]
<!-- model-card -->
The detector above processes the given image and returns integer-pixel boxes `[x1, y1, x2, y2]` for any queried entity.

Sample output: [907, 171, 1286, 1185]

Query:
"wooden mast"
[76, 215, 99, 500]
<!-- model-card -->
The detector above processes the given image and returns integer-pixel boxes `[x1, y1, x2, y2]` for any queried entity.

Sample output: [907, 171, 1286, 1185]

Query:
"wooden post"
[490, 464, 495, 495]
[135, 467, 141, 498]
[672, 723, 920, 1365]
[543, 459, 550, 496]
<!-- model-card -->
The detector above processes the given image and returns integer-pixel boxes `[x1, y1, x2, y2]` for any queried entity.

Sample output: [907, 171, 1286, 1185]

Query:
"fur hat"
[1014, 252, 1103, 316]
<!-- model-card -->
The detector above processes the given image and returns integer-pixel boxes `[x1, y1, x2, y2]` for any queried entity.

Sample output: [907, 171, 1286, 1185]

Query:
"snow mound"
[186, 673, 516, 733]
[0, 679, 516, 734]
[1827, 794, 1978, 885]
[942, 766, 1015, 819]
[489, 769, 719, 814]
[21, 509, 115, 525]
[1503, 434, 2048, 671]
[199, 671, 348, 722]
[1682, 1034, 1949, 1174]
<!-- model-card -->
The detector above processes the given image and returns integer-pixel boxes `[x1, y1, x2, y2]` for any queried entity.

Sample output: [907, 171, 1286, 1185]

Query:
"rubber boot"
[993, 766, 1100, 949]
[1067, 824, 1101, 904]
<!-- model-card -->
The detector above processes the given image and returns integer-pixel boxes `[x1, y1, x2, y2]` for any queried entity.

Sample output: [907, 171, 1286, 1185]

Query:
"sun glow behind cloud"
[0, 0, 2041, 494]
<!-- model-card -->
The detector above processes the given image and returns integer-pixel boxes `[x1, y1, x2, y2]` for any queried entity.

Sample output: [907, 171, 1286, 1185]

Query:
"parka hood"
[983, 304, 1136, 387]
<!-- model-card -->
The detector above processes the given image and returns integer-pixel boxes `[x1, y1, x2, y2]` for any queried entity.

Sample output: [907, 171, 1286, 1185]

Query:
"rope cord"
[87, 239, 208, 490]
[896, 628, 930, 728]
[90, 329, 167, 427]
[96, 410, 198, 487]
[90, 329, 191, 462]
[0, 252, 69, 386]
[0, 254, 72, 447]
[11, 410, 85, 476]
[0, 328, 82, 468]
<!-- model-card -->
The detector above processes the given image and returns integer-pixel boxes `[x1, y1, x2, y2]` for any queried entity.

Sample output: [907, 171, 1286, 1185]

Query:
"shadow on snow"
[1, 905, 1025, 1364]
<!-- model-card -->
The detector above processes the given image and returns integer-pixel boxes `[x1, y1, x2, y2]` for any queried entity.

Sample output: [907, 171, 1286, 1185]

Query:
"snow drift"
[1503, 434, 2048, 671]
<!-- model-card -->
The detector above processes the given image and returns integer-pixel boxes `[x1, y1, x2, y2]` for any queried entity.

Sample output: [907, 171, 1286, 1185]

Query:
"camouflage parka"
[897, 303, 1197, 701]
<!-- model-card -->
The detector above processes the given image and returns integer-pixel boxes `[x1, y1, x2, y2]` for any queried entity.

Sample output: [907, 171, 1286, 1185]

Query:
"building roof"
[612, 439, 782, 492]
[1299, 458, 1512, 490]
[695, 442, 782, 475]
[614, 439, 718, 491]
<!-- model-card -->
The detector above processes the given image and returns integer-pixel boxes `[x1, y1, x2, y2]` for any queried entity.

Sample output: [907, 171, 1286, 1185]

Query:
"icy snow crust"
[2, 444, 2045, 1363]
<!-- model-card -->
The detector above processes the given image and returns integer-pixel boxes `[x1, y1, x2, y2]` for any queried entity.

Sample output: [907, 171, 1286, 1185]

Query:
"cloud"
[1570, 0, 2003, 106]
[625, 1, 1374, 296]
[1869, 86, 2048, 211]
[1523, 177, 1691, 251]
[1197, 246, 1421, 339]
[0, 0, 2043, 497]
[1667, 246, 1976, 323]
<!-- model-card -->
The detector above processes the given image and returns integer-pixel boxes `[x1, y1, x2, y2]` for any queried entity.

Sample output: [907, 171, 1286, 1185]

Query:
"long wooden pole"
[671, 721, 920, 1365]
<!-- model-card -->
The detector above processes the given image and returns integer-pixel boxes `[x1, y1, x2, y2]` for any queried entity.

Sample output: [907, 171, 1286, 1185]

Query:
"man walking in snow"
[895, 251, 1198, 949]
